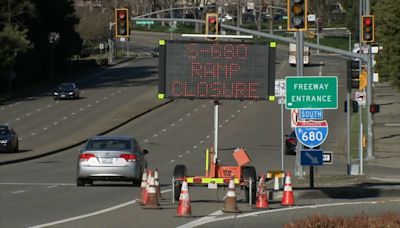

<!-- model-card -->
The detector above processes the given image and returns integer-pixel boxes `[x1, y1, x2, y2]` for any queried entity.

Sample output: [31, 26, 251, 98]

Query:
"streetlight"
[49, 32, 60, 81]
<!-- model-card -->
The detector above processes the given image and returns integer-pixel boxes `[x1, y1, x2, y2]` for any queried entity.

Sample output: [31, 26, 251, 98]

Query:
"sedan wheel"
[76, 178, 85, 186]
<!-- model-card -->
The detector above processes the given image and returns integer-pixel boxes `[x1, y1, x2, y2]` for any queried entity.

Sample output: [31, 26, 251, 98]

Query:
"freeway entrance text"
[285, 76, 338, 109]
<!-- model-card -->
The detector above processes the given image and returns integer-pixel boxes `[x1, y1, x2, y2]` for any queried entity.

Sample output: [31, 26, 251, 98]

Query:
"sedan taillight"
[288, 138, 297, 144]
[79, 153, 96, 161]
[120, 154, 137, 162]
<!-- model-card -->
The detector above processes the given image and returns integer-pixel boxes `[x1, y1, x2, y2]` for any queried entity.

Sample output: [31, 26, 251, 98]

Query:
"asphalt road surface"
[1, 33, 378, 227]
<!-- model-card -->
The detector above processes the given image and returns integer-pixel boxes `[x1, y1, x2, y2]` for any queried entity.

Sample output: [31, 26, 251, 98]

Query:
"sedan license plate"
[101, 158, 113, 164]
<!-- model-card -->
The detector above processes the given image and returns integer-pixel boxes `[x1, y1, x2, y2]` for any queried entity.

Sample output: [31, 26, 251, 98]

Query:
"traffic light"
[205, 13, 219, 40]
[347, 59, 361, 91]
[344, 100, 358, 113]
[115, 8, 129, 38]
[287, 0, 308, 31]
[362, 15, 375, 43]
[370, 104, 380, 114]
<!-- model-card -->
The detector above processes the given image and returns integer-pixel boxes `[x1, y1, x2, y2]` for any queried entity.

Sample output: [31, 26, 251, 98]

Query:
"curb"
[269, 186, 400, 200]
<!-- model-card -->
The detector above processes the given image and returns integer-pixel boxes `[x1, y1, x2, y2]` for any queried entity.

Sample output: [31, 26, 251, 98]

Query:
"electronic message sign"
[158, 40, 276, 100]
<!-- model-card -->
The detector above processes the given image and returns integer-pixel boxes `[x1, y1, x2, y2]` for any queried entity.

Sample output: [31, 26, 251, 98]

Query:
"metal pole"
[346, 93, 351, 175]
[295, 31, 304, 178]
[310, 166, 314, 189]
[316, 18, 320, 55]
[348, 31, 351, 52]
[170, 2, 173, 40]
[359, 105, 363, 175]
[236, 0, 241, 35]
[214, 101, 219, 163]
[366, 45, 374, 159]
[281, 103, 284, 172]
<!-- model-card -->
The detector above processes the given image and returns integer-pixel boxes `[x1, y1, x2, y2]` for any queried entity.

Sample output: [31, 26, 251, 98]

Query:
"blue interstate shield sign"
[295, 120, 329, 148]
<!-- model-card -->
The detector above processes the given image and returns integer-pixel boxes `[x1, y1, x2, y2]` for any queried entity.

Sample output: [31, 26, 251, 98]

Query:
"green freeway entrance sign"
[285, 76, 338, 109]
[136, 20, 154, 25]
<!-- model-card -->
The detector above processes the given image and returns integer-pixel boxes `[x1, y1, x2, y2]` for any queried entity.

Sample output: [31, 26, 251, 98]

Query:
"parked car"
[285, 130, 297, 155]
[0, 124, 19, 153]
[152, 47, 160, 57]
[53, 83, 80, 100]
[76, 135, 148, 186]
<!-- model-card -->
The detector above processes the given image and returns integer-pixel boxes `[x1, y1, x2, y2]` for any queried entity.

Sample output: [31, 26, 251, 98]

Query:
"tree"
[375, 0, 400, 89]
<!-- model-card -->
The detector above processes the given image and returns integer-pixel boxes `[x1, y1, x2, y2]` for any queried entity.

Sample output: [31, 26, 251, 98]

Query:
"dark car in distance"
[0, 124, 19, 153]
[53, 83, 80, 100]
[285, 130, 297, 155]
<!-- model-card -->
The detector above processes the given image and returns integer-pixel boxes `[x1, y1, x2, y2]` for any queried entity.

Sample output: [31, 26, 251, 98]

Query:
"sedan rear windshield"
[0, 127, 10, 136]
[86, 139, 132, 150]
[59, 84, 74, 90]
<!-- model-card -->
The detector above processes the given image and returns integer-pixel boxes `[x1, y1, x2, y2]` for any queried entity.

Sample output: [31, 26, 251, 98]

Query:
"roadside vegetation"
[284, 212, 400, 228]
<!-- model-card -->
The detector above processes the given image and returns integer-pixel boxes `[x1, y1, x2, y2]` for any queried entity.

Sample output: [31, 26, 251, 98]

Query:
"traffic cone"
[141, 169, 152, 206]
[255, 174, 269, 209]
[222, 176, 240, 213]
[154, 169, 162, 199]
[142, 175, 160, 209]
[175, 179, 192, 217]
[281, 171, 295, 206]
[138, 169, 148, 203]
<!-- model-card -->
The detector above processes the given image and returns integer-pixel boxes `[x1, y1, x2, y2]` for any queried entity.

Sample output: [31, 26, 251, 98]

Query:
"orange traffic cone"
[281, 171, 295, 206]
[141, 169, 152, 206]
[175, 179, 192, 217]
[154, 169, 162, 199]
[138, 169, 148, 203]
[222, 176, 240, 213]
[255, 174, 269, 209]
[142, 175, 160, 209]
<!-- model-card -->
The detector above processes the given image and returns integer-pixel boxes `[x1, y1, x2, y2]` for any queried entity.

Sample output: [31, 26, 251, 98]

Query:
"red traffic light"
[363, 17, 372, 26]
[118, 12, 126, 19]
[208, 17, 216, 24]
[362, 15, 374, 43]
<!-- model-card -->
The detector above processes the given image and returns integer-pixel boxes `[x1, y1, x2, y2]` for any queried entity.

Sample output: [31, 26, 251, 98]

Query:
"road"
[2, 32, 392, 227]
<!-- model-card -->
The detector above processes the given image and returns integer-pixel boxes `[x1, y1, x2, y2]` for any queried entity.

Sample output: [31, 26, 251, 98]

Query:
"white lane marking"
[243, 106, 247, 109]
[202, 104, 206, 108]
[193, 145, 198, 149]
[43, 127, 48, 131]
[171, 123, 176, 127]
[206, 135, 210, 139]
[47, 105, 51, 108]
[162, 129, 167, 132]
[153, 134, 158, 137]
[46, 186, 58, 188]
[118, 90, 121, 93]
[37, 109, 41, 112]
[12, 190, 26, 194]
[179, 118, 183, 122]
[110, 93, 115, 96]
[194, 109, 199, 112]
[95, 100, 100, 103]
[16, 117, 20, 121]
[186, 113, 191, 116]
[225, 119, 229, 123]
[31, 132, 37, 136]
[72, 112, 76, 115]
[63, 117, 67, 120]
[170, 160, 175, 163]
[178, 155, 183, 158]
[29, 189, 173, 228]
[186, 150, 191, 154]
[26, 113, 32, 116]
[231, 115, 235, 118]
[80, 108, 84, 111]
[199, 140, 204, 144]
[384, 123, 400, 127]
[87, 104, 92, 107]
[144, 139, 149, 143]
[178, 200, 400, 228]
[103, 97, 107, 99]
[53, 122, 58, 125]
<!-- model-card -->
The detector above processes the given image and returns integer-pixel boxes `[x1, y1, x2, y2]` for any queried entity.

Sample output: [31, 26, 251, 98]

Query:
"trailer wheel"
[173, 165, 187, 201]
[242, 166, 257, 204]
